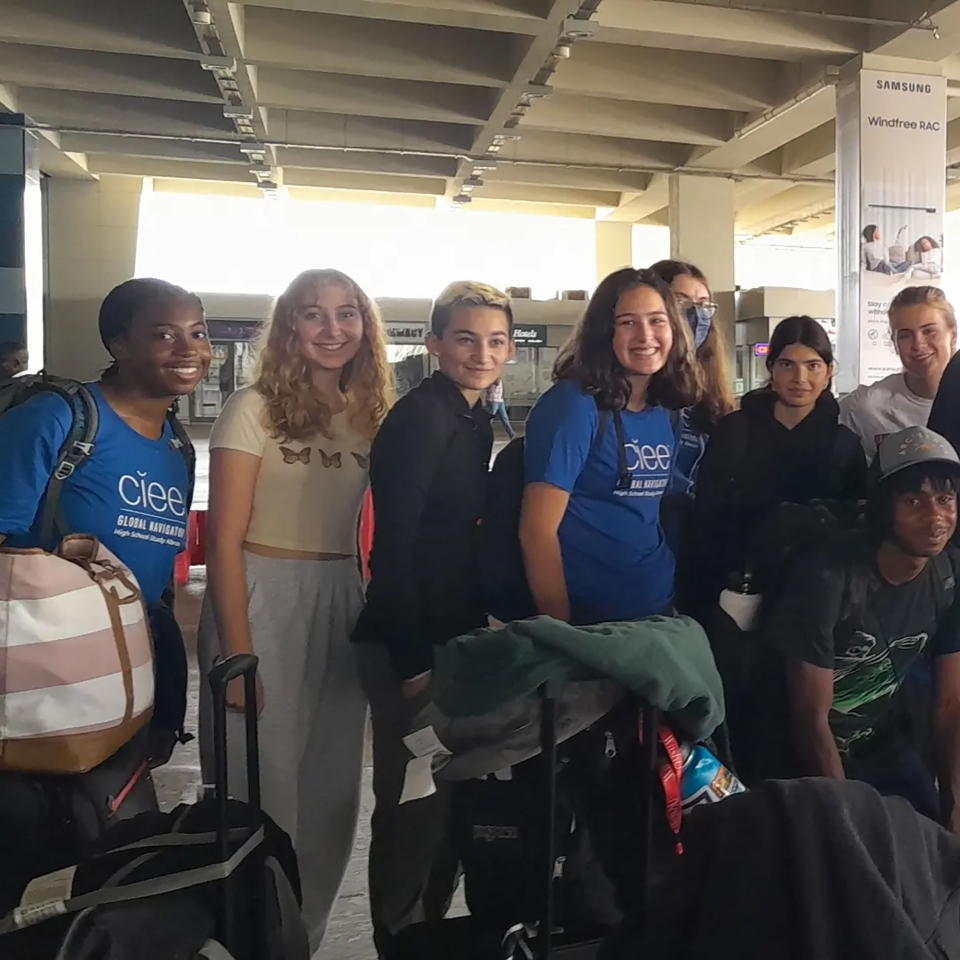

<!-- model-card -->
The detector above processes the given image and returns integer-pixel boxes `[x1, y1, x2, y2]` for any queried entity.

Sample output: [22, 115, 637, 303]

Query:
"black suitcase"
[389, 684, 662, 960]
[0, 654, 308, 960]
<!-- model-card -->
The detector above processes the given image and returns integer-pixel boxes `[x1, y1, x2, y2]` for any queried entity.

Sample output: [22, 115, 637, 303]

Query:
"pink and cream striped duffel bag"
[0, 534, 155, 774]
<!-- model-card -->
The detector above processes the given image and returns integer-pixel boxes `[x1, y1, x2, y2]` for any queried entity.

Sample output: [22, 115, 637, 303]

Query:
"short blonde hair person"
[889, 285, 958, 332]
[256, 268, 393, 442]
[430, 281, 514, 338]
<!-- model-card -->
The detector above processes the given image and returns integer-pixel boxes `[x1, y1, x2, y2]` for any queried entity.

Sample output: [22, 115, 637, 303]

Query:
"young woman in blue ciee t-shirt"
[0, 279, 211, 784]
[521, 267, 703, 626]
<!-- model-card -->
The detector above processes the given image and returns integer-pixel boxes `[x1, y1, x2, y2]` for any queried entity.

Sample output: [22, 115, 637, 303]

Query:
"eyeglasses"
[675, 296, 718, 319]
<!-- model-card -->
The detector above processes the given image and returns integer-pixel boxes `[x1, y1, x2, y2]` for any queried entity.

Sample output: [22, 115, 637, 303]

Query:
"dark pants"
[357, 644, 460, 957]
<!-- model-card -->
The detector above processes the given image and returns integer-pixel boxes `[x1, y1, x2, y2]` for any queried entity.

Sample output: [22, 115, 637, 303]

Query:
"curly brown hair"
[650, 259, 736, 425]
[554, 267, 703, 410]
[255, 269, 393, 442]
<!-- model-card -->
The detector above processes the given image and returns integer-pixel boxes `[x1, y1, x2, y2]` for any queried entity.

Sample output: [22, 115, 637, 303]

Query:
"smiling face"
[891, 481, 958, 558]
[770, 342, 831, 410]
[612, 284, 673, 378]
[892, 302, 956, 385]
[292, 282, 365, 373]
[109, 298, 211, 398]
[427, 305, 514, 394]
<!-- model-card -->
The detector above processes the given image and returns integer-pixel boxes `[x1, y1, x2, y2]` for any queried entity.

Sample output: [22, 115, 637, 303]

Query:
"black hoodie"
[692, 388, 867, 603]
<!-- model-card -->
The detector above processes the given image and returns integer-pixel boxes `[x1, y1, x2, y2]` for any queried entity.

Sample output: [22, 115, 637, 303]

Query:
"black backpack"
[481, 404, 680, 624]
[0, 374, 195, 551]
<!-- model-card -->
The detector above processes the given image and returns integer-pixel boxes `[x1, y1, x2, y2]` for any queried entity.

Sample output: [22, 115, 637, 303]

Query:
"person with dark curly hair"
[520, 267, 703, 625]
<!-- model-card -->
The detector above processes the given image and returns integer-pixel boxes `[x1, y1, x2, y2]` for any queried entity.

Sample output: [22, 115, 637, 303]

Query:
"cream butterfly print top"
[210, 386, 371, 554]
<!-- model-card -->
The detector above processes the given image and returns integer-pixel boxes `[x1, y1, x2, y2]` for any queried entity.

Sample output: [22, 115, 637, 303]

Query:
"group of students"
[5, 263, 960, 957]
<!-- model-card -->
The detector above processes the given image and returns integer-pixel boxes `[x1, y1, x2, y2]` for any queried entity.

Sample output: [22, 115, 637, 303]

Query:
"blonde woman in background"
[198, 268, 393, 953]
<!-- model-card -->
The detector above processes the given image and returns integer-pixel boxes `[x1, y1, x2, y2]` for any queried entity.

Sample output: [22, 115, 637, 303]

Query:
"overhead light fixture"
[452, 193, 472, 204]
[238, 142, 266, 155]
[560, 16, 598, 41]
[249, 162, 272, 174]
[472, 163, 497, 172]
[524, 83, 552, 99]
[487, 144, 501, 153]
[504, 117, 520, 129]
[224, 104, 254, 119]
[200, 55, 235, 72]
[464, 175, 484, 188]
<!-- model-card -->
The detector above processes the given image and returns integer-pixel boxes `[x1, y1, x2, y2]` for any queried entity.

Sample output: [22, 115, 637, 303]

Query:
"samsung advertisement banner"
[836, 68, 946, 390]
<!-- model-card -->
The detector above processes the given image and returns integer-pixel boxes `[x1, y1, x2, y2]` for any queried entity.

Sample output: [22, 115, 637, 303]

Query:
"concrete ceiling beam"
[780, 120, 837, 175]
[265, 109, 476, 153]
[869, 0, 960, 60]
[0, 0, 202, 60]
[484, 161, 652, 191]
[85, 155, 252, 182]
[243, 6, 521, 87]
[281, 166, 446, 194]
[523, 92, 738, 145]
[594, 0, 864, 59]
[735, 182, 835, 233]
[0, 42, 222, 104]
[467, 181, 622, 205]
[258, 67, 496, 125]
[601, 172, 670, 222]
[14, 88, 237, 140]
[496, 128, 689, 168]
[58, 133, 247, 165]
[275, 146, 459, 177]
[684, 80, 835, 171]
[552, 41, 779, 111]
[241, 0, 547, 34]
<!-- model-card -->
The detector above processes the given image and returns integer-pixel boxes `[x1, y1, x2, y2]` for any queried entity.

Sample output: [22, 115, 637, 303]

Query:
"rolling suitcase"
[388, 683, 662, 960]
[0, 654, 308, 960]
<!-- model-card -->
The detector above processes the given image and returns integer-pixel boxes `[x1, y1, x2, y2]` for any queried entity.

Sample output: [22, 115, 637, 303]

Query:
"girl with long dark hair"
[519, 267, 703, 625]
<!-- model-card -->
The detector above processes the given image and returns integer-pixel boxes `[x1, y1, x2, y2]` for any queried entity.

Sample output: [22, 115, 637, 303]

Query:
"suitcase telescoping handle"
[208, 653, 264, 956]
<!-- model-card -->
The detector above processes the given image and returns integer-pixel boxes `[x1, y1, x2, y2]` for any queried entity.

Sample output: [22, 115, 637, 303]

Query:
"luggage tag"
[399, 726, 451, 804]
[12, 865, 76, 929]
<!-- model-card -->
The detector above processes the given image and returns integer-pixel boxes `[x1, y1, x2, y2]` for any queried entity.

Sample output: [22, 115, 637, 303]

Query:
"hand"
[402, 671, 432, 700]
[226, 672, 265, 718]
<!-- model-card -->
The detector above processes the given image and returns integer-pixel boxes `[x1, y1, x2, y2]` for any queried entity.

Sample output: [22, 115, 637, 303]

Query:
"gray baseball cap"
[874, 425, 960, 482]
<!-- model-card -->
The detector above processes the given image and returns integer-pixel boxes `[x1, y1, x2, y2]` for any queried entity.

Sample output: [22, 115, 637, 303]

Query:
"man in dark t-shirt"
[772, 426, 960, 828]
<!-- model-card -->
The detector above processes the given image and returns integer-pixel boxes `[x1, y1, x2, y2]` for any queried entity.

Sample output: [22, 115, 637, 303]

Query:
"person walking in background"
[198, 268, 393, 954]
[352, 281, 515, 956]
[520, 267, 702, 626]
[0, 341, 27, 380]
[841, 286, 957, 460]
[485, 376, 515, 438]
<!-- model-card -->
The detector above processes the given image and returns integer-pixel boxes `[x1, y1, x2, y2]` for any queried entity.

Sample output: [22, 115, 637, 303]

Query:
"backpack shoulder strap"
[35, 378, 100, 549]
[932, 550, 957, 624]
[166, 407, 196, 510]
[828, 424, 862, 490]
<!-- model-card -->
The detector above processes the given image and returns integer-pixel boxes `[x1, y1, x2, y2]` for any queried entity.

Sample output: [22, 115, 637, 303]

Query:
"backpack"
[481, 404, 681, 624]
[0, 374, 195, 551]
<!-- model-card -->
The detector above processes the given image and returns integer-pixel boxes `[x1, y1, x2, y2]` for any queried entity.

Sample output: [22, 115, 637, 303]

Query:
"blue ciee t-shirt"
[524, 379, 676, 624]
[0, 384, 189, 603]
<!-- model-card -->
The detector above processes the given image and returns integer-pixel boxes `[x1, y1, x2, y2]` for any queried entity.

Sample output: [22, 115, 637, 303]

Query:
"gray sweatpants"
[197, 553, 367, 955]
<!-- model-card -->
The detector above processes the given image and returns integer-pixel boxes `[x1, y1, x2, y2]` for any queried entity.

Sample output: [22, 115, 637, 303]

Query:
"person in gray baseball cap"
[768, 424, 960, 829]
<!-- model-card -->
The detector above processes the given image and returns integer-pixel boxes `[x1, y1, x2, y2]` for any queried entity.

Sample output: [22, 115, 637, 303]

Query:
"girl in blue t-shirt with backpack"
[521, 267, 703, 626]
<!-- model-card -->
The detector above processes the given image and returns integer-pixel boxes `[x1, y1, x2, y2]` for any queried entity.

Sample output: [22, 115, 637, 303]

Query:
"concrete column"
[595, 220, 633, 283]
[0, 114, 42, 370]
[46, 175, 142, 379]
[669, 174, 736, 364]
[668, 174, 735, 293]
[834, 55, 946, 393]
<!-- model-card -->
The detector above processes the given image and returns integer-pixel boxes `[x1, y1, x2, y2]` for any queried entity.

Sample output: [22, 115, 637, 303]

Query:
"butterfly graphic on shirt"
[279, 446, 311, 465]
[318, 449, 342, 468]
[351, 452, 369, 469]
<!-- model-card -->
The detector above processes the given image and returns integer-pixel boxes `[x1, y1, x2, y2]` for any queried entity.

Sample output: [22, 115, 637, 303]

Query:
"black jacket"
[352, 372, 493, 681]
[692, 388, 867, 603]
[609, 778, 960, 960]
[929, 350, 960, 455]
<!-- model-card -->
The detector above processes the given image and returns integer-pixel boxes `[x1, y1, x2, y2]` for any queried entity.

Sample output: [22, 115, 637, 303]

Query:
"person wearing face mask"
[693, 316, 868, 614]
[352, 281, 516, 956]
[520, 268, 703, 626]
[197, 269, 393, 953]
[840, 286, 957, 461]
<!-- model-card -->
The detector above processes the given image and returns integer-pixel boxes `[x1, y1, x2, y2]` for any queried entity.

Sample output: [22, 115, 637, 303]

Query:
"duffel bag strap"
[0, 825, 264, 935]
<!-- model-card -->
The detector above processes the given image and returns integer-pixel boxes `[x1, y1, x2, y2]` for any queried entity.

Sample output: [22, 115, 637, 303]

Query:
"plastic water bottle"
[680, 744, 746, 815]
